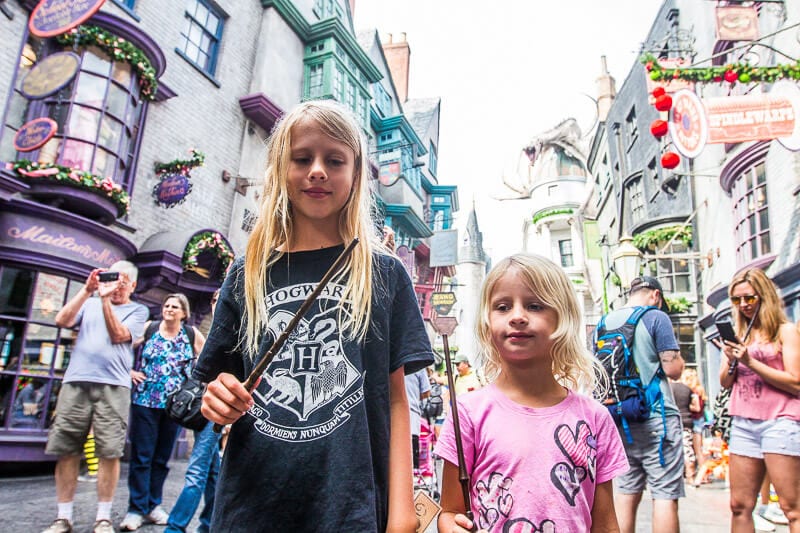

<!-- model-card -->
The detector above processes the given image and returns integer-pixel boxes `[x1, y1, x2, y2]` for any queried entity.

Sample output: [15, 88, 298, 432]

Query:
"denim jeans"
[128, 403, 182, 515]
[165, 421, 220, 533]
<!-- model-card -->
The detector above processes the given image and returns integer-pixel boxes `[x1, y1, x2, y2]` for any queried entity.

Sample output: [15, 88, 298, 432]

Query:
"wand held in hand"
[442, 336, 476, 531]
[212, 238, 358, 433]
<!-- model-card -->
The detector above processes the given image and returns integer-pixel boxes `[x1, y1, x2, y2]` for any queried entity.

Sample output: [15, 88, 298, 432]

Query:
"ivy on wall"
[633, 225, 693, 252]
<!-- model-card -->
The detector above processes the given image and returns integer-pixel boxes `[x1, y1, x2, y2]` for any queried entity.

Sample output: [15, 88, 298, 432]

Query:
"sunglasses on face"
[731, 294, 759, 306]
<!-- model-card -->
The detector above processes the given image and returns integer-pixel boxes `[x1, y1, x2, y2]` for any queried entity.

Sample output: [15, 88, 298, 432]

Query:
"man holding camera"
[42, 261, 149, 533]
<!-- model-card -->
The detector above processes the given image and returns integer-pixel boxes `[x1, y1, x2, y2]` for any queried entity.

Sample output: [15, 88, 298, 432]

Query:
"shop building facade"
[0, 0, 458, 461]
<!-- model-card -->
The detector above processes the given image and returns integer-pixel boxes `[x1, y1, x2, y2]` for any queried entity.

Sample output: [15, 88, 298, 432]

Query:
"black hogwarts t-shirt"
[194, 245, 434, 532]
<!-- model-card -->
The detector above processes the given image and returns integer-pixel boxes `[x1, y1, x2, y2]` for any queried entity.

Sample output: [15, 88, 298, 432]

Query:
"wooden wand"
[212, 238, 358, 433]
[442, 335, 476, 531]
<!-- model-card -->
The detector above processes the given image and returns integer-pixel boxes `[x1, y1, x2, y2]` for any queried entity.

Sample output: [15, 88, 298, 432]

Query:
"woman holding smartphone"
[716, 268, 800, 532]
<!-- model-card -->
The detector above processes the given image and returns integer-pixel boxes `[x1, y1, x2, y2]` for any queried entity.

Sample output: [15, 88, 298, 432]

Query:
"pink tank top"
[729, 341, 800, 422]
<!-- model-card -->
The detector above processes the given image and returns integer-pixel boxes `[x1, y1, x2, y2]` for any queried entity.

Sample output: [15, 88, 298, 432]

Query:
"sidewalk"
[0, 460, 790, 532]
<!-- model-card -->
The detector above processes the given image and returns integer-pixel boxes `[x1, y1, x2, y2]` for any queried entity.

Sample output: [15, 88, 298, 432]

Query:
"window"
[332, 66, 343, 100]
[559, 239, 574, 268]
[644, 240, 693, 293]
[428, 141, 438, 176]
[627, 178, 644, 224]
[179, 0, 224, 75]
[626, 107, 638, 146]
[1, 39, 145, 192]
[374, 83, 392, 116]
[314, 0, 345, 21]
[733, 162, 769, 264]
[308, 63, 324, 98]
[0, 267, 83, 431]
[674, 321, 697, 368]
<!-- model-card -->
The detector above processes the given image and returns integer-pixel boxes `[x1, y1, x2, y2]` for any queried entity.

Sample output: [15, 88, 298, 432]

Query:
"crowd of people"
[35, 99, 799, 533]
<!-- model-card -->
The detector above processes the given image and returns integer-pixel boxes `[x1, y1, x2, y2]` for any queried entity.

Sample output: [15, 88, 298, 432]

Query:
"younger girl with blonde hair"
[435, 254, 628, 532]
[195, 100, 433, 532]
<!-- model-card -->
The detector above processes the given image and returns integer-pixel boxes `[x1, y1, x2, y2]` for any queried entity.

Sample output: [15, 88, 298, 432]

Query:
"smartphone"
[98, 271, 120, 282]
[715, 320, 740, 344]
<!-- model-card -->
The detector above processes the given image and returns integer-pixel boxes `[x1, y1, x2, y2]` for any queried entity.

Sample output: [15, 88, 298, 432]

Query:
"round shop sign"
[29, 0, 107, 38]
[13, 118, 58, 152]
[21, 52, 80, 99]
[153, 173, 193, 208]
[669, 89, 708, 159]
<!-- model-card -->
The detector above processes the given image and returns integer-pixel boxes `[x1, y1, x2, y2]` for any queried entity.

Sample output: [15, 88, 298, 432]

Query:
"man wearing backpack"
[596, 276, 685, 533]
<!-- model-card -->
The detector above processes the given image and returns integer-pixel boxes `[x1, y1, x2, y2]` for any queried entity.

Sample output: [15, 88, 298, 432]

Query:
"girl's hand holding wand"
[201, 372, 255, 425]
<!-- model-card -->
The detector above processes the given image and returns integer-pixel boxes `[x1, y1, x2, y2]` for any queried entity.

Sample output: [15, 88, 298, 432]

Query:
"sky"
[354, 0, 664, 264]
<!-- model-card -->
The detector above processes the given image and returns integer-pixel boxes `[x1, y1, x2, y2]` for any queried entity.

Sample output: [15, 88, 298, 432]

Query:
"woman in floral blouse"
[121, 293, 205, 531]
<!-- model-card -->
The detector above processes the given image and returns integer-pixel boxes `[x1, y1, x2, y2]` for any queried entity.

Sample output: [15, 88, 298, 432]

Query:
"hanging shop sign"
[430, 291, 457, 316]
[715, 6, 759, 42]
[429, 229, 458, 267]
[20, 52, 80, 99]
[13, 118, 58, 153]
[670, 83, 800, 158]
[379, 161, 401, 186]
[29, 0, 107, 38]
[153, 172, 193, 208]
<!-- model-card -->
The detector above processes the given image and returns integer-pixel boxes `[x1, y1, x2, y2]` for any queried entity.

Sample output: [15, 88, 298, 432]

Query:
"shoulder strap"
[182, 324, 196, 356]
[144, 320, 160, 341]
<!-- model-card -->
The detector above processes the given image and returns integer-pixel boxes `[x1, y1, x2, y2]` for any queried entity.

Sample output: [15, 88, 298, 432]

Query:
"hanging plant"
[56, 25, 158, 100]
[641, 53, 800, 85]
[665, 296, 693, 314]
[8, 159, 129, 216]
[632, 225, 693, 252]
[532, 208, 574, 225]
[155, 149, 205, 176]
[182, 231, 234, 279]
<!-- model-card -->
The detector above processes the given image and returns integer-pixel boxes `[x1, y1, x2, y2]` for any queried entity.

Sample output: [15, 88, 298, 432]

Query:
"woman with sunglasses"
[716, 268, 800, 532]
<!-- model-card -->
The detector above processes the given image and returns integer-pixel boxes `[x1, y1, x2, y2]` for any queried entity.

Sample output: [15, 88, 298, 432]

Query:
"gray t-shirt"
[405, 368, 431, 436]
[63, 297, 149, 388]
[602, 307, 680, 417]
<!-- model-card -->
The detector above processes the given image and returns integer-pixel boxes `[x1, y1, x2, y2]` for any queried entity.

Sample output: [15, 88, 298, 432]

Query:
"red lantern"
[655, 94, 673, 112]
[652, 87, 666, 99]
[650, 119, 669, 138]
[661, 151, 681, 169]
[724, 70, 738, 83]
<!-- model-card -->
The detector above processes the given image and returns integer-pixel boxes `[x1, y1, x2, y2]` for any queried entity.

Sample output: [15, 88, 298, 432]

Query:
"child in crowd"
[195, 100, 433, 532]
[435, 254, 629, 532]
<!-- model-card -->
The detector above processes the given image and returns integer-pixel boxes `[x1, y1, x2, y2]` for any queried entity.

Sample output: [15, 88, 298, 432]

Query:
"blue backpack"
[594, 306, 668, 464]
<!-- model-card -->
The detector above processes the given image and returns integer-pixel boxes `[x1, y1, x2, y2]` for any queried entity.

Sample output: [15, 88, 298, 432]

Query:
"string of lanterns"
[648, 87, 681, 170]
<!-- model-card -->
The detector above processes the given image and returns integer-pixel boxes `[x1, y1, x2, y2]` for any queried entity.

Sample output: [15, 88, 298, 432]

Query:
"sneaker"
[78, 474, 98, 483]
[762, 502, 789, 525]
[93, 519, 115, 533]
[42, 519, 73, 533]
[753, 511, 776, 532]
[120, 512, 143, 531]
[146, 505, 168, 525]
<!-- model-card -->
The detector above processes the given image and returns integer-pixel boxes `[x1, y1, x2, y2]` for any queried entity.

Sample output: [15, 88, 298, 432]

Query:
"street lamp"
[612, 234, 643, 289]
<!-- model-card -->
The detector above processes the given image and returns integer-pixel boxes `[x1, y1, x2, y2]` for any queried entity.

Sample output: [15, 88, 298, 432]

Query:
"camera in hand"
[98, 271, 120, 282]
[715, 320, 740, 344]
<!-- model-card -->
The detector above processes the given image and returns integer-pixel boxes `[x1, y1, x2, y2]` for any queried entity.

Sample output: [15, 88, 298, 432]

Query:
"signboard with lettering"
[430, 315, 458, 336]
[670, 83, 800, 157]
[29, 0, 107, 38]
[13, 118, 58, 152]
[0, 211, 125, 268]
[716, 6, 759, 41]
[429, 229, 458, 267]
[153, 173, 193, 208]
[430, 291, 457, 316]
[21, 52, 80, 99]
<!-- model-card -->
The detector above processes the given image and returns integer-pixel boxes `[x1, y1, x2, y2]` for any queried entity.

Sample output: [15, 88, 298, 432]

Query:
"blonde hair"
[242, 100, 385, 358]
[476, 254, 602, 392]
[729, 268, 786, 343]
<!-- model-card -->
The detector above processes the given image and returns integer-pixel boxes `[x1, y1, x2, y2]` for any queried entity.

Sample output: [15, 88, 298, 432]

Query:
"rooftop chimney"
[596, 56, 616, 123]
[382, 32, 410, 103]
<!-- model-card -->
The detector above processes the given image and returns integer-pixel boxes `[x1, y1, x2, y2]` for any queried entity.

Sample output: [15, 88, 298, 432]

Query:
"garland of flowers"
[155, 149, 205, 176]
[182, 231, 234, 279]
[633, 225, 693, 252]
[8, 160, 129, 216]
[641, 53, 800, 84]
[56, 25, 158, 100]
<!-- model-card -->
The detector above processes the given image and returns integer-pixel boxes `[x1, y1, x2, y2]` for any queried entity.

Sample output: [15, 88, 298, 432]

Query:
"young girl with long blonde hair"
[195, 100, 433, 532]
[435, 254, 628, 532]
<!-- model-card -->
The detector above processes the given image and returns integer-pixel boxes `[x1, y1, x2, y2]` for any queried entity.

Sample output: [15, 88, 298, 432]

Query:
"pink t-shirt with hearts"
[434, 384, 629, 532]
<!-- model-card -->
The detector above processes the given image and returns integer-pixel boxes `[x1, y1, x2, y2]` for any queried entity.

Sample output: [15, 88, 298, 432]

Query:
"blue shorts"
[692, 417, 704, 434]
[729, 416, 800, 458]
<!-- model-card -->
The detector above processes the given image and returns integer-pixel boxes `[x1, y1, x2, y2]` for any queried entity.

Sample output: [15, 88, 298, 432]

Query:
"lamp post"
[611, 234, 643, 289]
